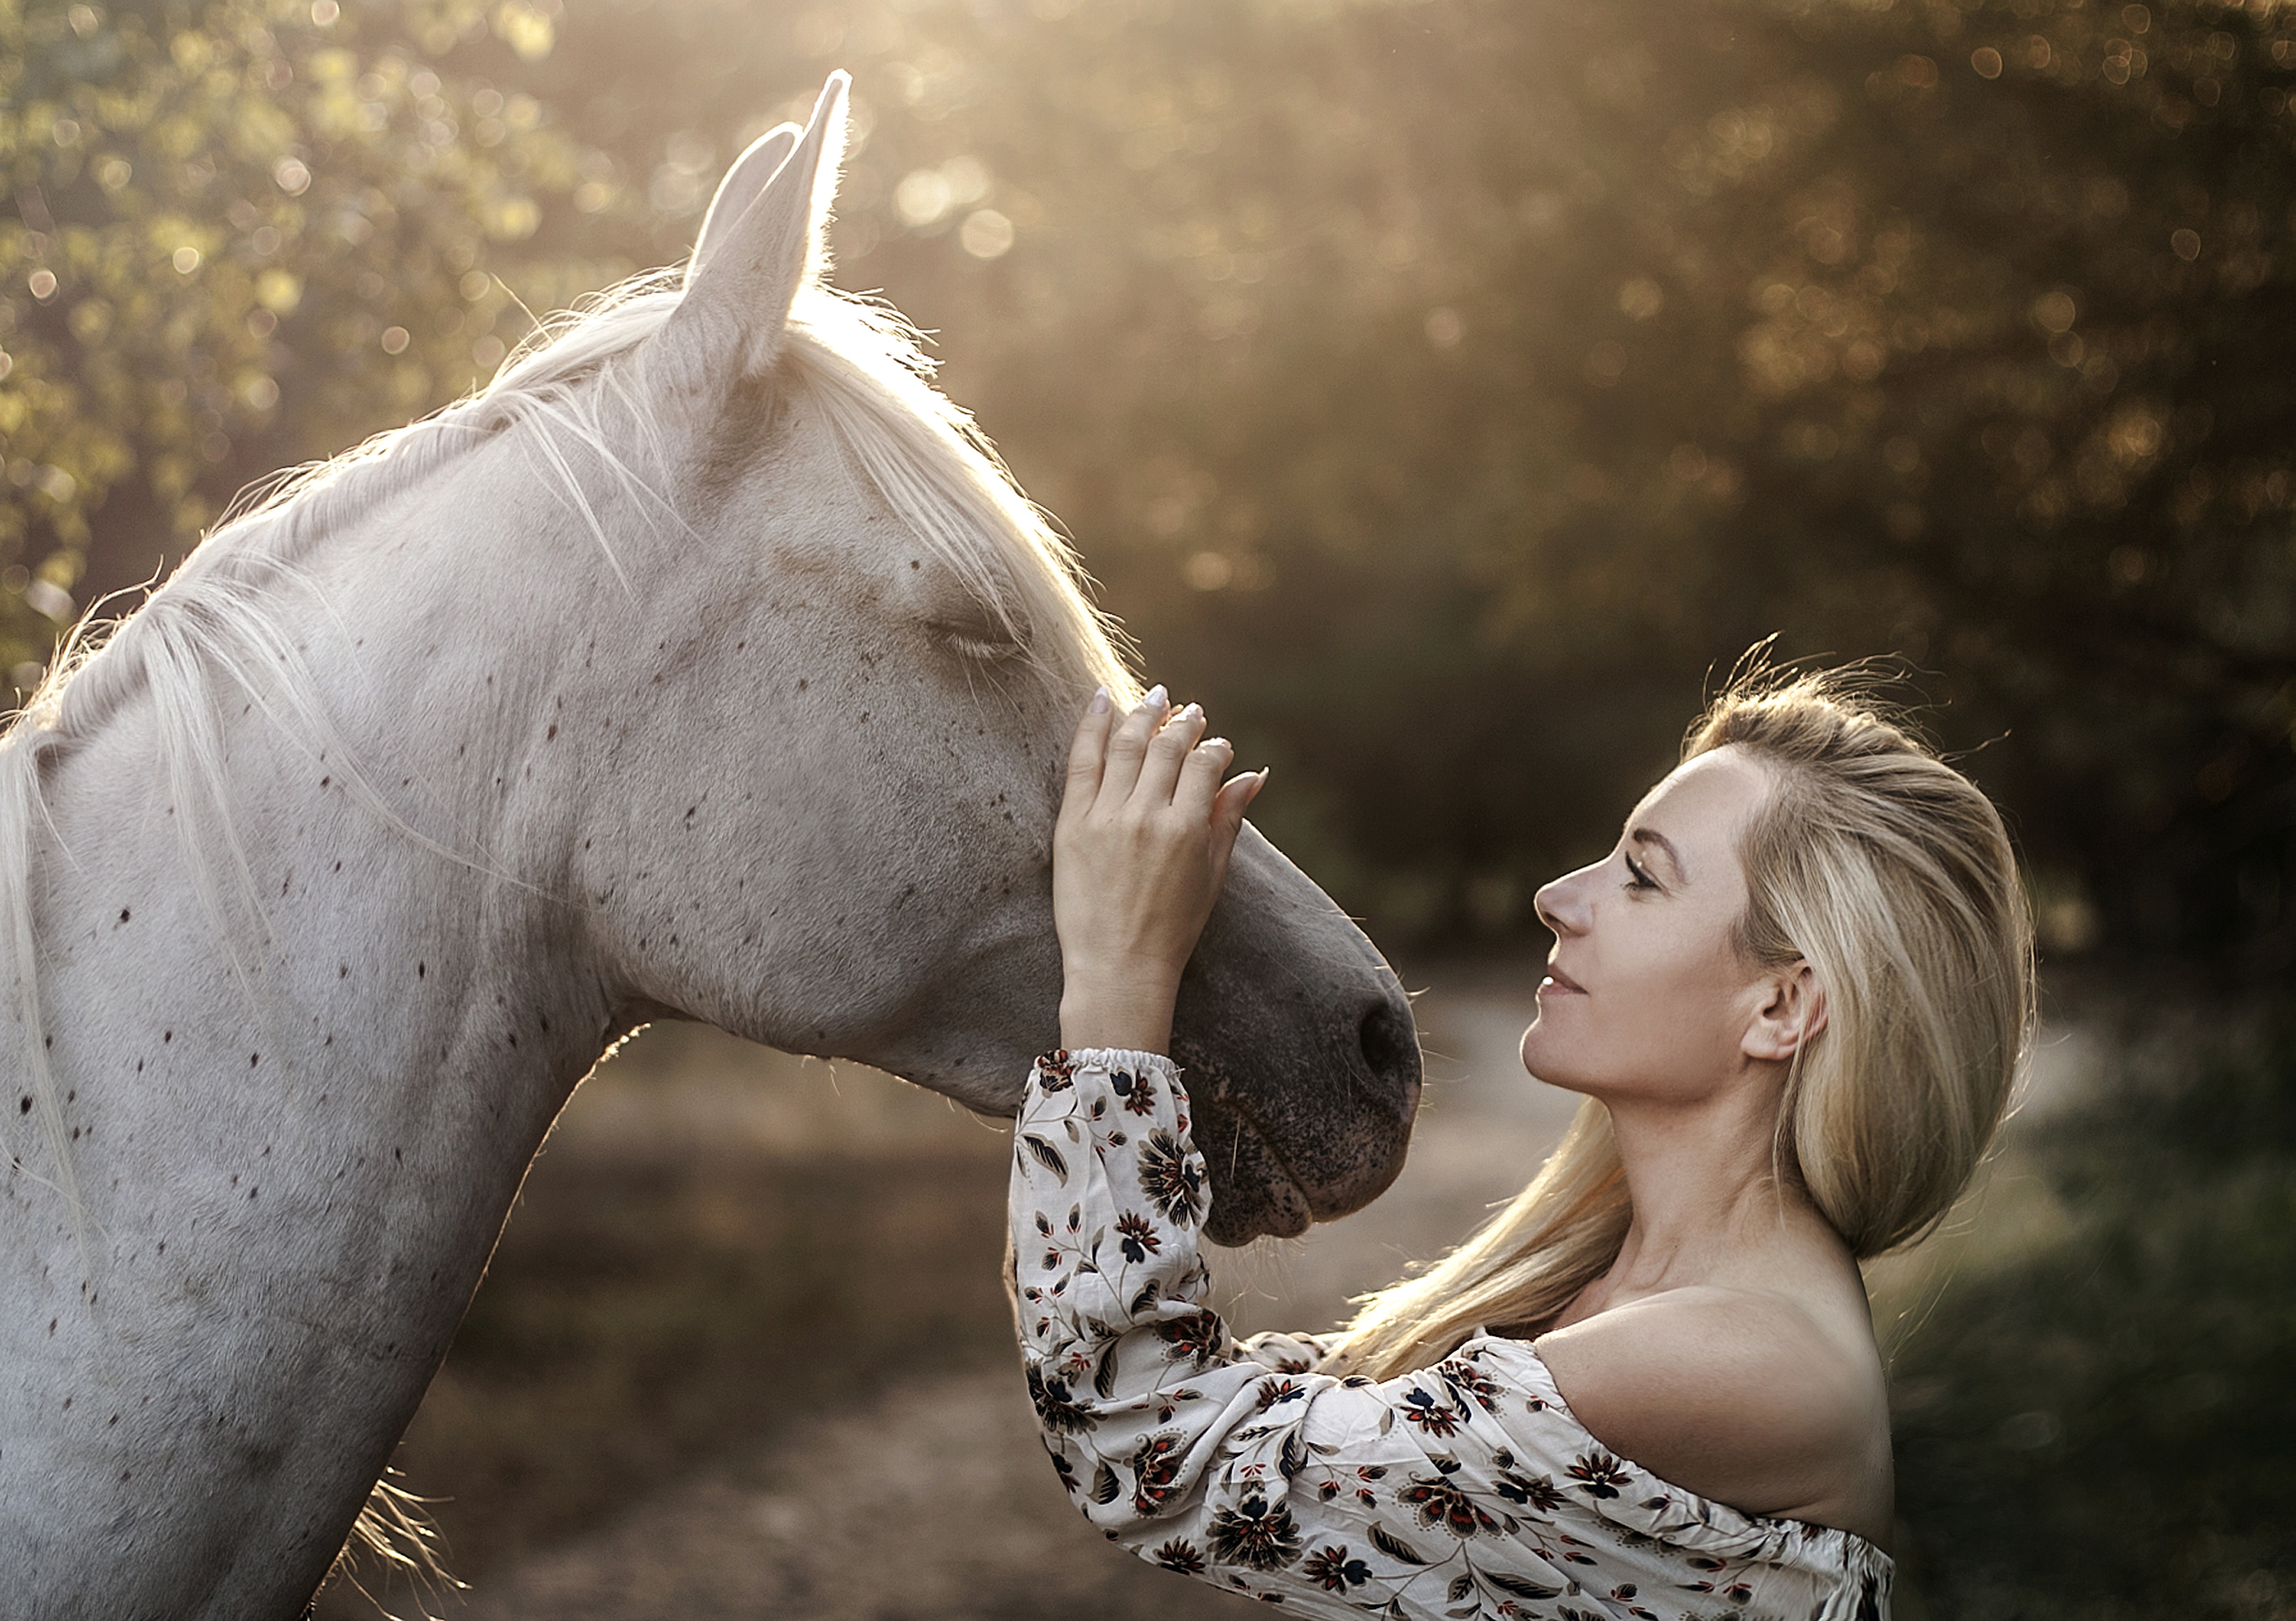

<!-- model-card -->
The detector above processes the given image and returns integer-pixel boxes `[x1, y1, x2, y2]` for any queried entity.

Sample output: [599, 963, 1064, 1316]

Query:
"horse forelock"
[21, 268, 1131, 751]
[776, 287, 1139, 702]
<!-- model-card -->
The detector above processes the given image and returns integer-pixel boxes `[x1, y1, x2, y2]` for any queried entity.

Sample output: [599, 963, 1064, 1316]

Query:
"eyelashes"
[1622, 852, 1658, 891]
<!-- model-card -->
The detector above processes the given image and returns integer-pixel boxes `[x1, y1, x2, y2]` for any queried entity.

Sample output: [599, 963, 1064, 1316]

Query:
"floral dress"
[1009, 1048, 1894, 1621]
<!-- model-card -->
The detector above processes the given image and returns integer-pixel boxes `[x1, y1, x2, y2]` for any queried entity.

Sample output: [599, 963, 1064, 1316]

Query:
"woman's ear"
[1744, 961, 1827, 1064]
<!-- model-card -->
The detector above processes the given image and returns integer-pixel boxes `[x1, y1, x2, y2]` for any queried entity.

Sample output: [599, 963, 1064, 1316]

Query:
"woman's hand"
[1054, 685, 1266, 1053]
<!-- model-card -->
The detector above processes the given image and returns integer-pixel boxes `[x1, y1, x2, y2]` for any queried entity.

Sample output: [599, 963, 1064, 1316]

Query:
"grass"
[1888, 1001, 2296, 1621]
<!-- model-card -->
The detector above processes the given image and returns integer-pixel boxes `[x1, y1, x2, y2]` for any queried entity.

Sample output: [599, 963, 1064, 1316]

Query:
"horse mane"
[0, 264, 1137, 1241]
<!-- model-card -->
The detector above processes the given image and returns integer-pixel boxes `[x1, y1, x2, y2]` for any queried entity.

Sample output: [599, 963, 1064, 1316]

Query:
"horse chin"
[1192, 1099, 1317, 1246]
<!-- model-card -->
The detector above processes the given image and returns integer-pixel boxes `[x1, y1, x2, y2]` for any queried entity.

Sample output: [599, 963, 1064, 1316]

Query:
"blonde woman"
[1010, 667, 2031, 1620]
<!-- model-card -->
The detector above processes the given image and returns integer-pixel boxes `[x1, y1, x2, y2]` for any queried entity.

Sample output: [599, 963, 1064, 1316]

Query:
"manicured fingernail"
[1143, 683, 1167, 709]
[1205, 736, 1229, 751]
[1089, 685, 1110, 714]
[1178, 702, 1203, 721]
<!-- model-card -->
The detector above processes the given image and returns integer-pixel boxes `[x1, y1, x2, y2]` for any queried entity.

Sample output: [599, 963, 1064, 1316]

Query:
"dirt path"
[446, 1368, 1250, 1621]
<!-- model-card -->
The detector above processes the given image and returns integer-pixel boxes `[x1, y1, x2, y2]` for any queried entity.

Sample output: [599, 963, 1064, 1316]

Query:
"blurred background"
[2, 0, 2291, 1615]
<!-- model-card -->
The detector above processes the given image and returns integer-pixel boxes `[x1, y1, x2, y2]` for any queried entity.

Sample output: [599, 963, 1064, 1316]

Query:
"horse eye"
[932, 620, 1026, 662]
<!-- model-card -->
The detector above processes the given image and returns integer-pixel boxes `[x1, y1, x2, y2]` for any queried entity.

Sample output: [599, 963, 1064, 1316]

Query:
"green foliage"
[0, 0, 615, 677]
[1891, 1009, 2296, 1618]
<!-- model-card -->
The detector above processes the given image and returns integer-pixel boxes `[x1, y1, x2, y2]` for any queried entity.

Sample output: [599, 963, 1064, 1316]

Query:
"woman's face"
[1518, 745, 1780, 1103]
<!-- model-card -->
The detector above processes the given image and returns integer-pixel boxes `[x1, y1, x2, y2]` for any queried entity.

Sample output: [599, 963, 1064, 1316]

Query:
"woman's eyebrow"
[1629, 827, 1688, 883]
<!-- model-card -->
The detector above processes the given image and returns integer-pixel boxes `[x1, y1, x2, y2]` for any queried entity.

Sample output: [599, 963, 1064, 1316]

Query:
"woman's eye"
[1622, 853, 1657, 891]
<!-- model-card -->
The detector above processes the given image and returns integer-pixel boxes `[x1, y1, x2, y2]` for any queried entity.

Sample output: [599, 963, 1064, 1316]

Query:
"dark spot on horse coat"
[417, 962, 426, 979]
[546, 724, 557, 740]
[117, 908, 129, 924]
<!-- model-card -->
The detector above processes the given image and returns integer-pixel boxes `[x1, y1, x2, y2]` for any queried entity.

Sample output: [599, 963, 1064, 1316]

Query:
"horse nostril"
[1356, 997, 1420, 1102]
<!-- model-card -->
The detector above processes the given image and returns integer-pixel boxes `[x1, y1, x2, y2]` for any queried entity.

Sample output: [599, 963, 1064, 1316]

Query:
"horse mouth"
[1193, 1088, 1412, 1247]
[1197, 1101, 1314, 1244]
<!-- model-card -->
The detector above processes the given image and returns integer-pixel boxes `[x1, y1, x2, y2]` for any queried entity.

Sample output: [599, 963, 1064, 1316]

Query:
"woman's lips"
[1538, 965, 1586, 995]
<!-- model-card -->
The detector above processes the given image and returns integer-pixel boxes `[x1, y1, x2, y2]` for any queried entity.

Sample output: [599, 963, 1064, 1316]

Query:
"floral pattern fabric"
[1009, 1048, 1894, 1621]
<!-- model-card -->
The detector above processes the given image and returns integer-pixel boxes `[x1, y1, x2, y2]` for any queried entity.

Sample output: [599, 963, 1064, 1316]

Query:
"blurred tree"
[31, 0, 2296, 969]
[453, 0, 2296, 965]
[0, 0, 621, 683]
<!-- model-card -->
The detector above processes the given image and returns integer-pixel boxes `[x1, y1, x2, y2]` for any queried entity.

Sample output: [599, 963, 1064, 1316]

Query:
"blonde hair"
[1326, 664, 2035, 1378]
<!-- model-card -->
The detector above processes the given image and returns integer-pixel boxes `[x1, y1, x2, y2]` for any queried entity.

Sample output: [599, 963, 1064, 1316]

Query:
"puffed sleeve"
[1010, 1049, 1893, 1619]
[1012, 1052, 1631, 1615]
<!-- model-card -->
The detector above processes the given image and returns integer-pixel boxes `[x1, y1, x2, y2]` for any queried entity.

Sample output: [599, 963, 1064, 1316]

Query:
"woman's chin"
[1517, 1030, 1589, 1097]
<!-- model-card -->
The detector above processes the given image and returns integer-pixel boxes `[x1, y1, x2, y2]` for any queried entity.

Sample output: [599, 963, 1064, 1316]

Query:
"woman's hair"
[1324, 662, 2035, 1379]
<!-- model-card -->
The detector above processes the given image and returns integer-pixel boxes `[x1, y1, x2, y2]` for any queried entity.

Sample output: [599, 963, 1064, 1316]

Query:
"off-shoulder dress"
[1008, 1047, 1893, 1621]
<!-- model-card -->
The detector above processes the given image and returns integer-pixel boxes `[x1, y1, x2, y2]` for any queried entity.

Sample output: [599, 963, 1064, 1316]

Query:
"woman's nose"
[1533, 863, 1599, 936]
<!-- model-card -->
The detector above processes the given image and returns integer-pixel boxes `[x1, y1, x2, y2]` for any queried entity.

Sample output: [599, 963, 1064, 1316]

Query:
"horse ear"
[686, 123, 801, 288]
[650, 71, 849, 399]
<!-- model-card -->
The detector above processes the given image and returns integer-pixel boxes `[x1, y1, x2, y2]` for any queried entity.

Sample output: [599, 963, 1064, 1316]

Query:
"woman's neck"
[1569, 1067, 1819, 1317]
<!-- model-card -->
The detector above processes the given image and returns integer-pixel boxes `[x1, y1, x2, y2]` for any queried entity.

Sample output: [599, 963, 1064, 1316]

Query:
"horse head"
[571, 75, 1421, 1238]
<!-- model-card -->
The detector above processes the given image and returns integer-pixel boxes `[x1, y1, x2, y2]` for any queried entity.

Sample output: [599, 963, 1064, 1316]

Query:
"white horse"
[0, 75, 1420, 1619]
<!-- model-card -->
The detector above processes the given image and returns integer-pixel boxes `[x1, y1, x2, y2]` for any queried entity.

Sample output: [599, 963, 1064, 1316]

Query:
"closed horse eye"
[932, 619, 1027, 662]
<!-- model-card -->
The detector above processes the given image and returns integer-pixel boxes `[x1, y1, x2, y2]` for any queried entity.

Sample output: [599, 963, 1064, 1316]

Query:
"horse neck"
[0, 440, 646, 1614]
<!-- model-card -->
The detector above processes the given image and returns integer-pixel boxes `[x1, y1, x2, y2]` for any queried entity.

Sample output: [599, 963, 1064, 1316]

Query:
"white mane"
[0, 266, 1136, 1241]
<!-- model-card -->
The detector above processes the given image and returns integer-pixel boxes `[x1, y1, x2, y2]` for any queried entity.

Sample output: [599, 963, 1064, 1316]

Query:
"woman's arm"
[1011, 1046, 1551, 1610]
[1010, 1047, 1805, 1615]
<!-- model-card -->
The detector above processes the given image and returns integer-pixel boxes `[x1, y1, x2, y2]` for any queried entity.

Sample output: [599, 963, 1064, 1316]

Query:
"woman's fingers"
[1058, 686, 1115, 830]
[1206, 767, 1267, 894]
[1064, 680, 1246, 843]
[1174, 730, 1234, 818]
[1096, 683, 1167, 804]
[1134, 700, 1208, 804]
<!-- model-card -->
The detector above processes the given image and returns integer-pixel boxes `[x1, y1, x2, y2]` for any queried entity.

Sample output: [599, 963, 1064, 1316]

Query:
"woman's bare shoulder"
[1531, 1286, 1892, 1542]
